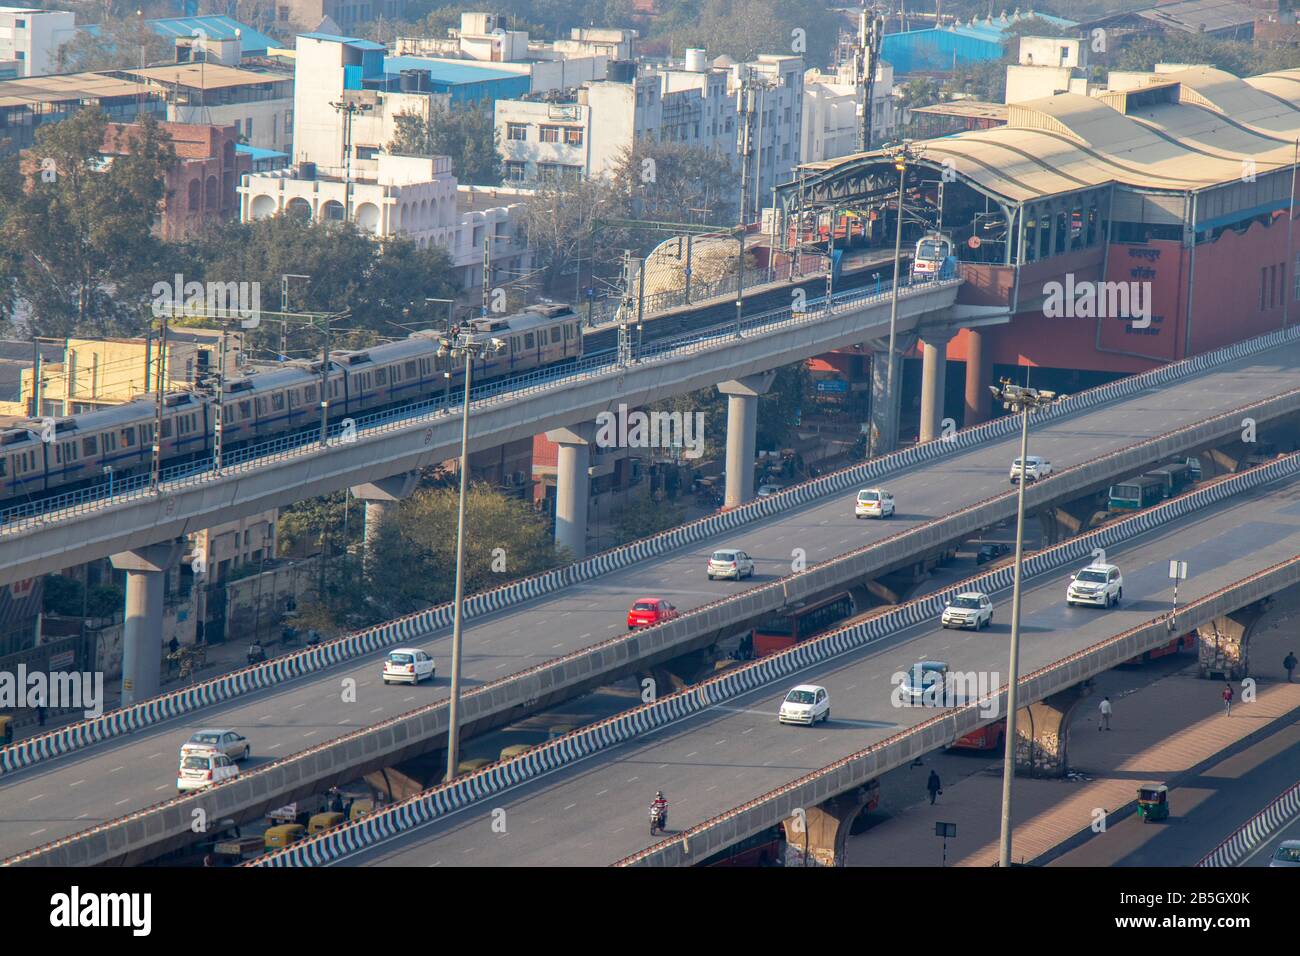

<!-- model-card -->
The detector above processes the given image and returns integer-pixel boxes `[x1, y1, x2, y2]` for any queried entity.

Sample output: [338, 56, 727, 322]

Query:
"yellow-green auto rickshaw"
[307, 811, 345, 835]
[264, 823, 306, 849]
[1136, 784, 1170, 822]
[0, 714, 13, 746]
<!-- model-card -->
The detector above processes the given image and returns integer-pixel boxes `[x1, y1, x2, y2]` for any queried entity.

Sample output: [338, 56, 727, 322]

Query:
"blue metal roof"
[82, 15, 284, 57]
[882, 13, 1079, 74]
[236, 144, 289, 162]
[382, 56, 525, 84]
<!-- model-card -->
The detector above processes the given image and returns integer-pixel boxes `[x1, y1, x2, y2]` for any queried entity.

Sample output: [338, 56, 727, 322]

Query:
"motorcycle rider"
[650, 791, 668, 830]
[247, 639, 266, 665]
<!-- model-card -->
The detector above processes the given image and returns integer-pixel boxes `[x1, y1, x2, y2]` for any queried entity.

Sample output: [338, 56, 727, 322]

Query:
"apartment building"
[0, 6, 75, 79]
[801, 60, 895, 164]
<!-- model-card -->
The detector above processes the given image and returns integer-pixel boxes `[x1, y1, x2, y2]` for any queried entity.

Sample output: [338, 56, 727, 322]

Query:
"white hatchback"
[855, 488, 896, 518]
[383, 648, 436, 685]
[707, 549, 755, 580]
[1010, 456, 1052, 483]
[778, 684, 830, 725]
[177, 749, 240, 793]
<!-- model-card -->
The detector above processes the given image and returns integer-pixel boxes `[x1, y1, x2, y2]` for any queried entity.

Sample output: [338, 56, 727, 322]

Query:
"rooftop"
[83, 15, 285, 57]
[1082, 0, 1264, 33]
[908, 101, 1009, 120]
[800, 66, 1300, 204]
[382, 55, 525, 84]
[0, 72, 154, 109]
[117, 63, 292, 92]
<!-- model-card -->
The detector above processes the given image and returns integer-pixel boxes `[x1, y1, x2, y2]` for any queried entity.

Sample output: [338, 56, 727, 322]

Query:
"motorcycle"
[649, 804, 668, 835]
[247, 643, 267, 666]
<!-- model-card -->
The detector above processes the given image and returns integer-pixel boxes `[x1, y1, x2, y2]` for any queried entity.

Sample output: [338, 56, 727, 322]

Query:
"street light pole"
[440, 327, 507, 781]
[882, 144, 909, 456]
[990, 379, 1059, 868]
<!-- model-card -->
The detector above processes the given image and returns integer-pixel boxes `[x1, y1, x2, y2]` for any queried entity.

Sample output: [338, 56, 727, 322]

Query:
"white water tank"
[685, 48, 707, 72]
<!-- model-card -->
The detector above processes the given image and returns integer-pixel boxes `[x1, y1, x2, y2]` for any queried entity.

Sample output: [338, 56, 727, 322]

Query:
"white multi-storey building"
[801, 60, 895, 163]
[0, 6, 75, 78]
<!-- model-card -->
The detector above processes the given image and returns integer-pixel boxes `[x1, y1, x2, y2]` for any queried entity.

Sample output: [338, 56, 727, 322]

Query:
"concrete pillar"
[868, 334, 913, 456]
[1014, 683, 1091, 778]
[784, 782, 879, 866]
[546, 423, 596, 559]
[352, 472, 418, 569]
[963, 328, 991, 426]
[1196, 601, 1269, 681]
[718, 372, 776, 508]
[110, 540, 182, 706]
[1037, 492, 1104, 547]
[918, 328, 954, 443]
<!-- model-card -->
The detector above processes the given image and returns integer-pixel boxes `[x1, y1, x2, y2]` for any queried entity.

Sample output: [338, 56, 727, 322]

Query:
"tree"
[56, 16, 173, 73]
[520, 176, 622, 293]
[945, 60, 1006, 103]
[0, 108, 174, 338]
[389, 104, 502, 186]
[611, 140, 736, 230]
[615, 496, 686, 544]
[662, 0, 840, 68]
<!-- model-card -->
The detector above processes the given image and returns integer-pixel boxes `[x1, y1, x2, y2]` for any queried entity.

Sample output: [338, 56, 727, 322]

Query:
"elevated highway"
[332, 465, 1300, 867]
[4, 334, 1300, 864]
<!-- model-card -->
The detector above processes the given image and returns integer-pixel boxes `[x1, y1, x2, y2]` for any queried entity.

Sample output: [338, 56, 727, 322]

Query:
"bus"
[1146, 461, 1193, 498]
[1108, 474, 1165, 512]
[702, 825, 786, 867]
[750, 592, 856, 658]
[1125, 633, 1195, 665]
[950, 719, 1006, 752]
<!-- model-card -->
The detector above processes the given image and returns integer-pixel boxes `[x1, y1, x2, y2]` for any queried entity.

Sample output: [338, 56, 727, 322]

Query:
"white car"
[1009, 456, 1052, 483]
[855, 488, 896, 518]
[707, 548, 755, 580]
[757, 483, 783, 497]
[1269, 840, 1300, 867]
[177, 749, 240, 793]
[941, 592, 993, 629]
[382, 648, 437, 685]
[182, 729, 250, 762]
[778, 684, 830, 725]
[1067, 563, 1124, 607]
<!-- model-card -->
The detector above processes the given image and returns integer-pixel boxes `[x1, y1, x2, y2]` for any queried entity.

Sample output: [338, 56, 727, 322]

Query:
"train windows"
[511, 337, 521, 353]
[55, 445, 61, 464]
[240, 400, 252, 419]
[106, 432, 116, 451]
[305, 384, 317, 404]
[64, 442, 76, 462]
[121, 428, 135, 447]
[331, 380, 341, 398]
[419, 358, 431, 375]
[405, 360, 418, 378]
[255, 397, 267, 416]
[272, 393, 285, 411]
[524, 333, 535, 350]
[0, 459, 6, 478]
[82, 436, 97, 457]
[375, 367, 388, 386]
[160, 420, 172, 438]
[549, 328, 559, 344]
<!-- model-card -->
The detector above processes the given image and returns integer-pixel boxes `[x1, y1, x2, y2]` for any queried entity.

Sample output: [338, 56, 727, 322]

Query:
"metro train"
[911, 233, 956, 280]
[0, 304, 582, 505]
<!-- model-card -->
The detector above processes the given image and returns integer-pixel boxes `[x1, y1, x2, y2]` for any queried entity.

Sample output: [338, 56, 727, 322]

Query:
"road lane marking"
[27, 793, 45, 802]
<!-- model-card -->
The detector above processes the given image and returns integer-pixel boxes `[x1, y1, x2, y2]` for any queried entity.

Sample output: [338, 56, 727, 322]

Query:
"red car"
[627, 598, 680, 630]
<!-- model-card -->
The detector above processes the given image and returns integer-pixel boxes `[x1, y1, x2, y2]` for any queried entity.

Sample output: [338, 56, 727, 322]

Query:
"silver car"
[1269, 840, 1300, 867]
[181, 728, 251, 762]
[707, 549, 755, 580]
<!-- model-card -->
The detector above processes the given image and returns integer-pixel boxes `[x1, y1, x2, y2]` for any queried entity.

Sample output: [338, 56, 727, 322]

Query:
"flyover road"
[339, 471, 1300, 866]
[1, 338, 1296, 858]
[1050, 724, 1300, 867]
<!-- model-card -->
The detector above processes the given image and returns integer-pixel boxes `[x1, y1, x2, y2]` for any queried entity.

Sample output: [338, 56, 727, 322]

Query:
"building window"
[563, 127, 583, 145]
[1262, 267, 1268, 311]
[1293, 252, 1300, 301]
[278, 5, 289, 20]
[285, 111, 293, 136]
[245, 117, 253, 138]
[504, 160, 527, 181]
[233, 119, 242, 137]
[506, 122, 527, 141]
[357, 146, 379, 160]
[539, 125, 561, 143]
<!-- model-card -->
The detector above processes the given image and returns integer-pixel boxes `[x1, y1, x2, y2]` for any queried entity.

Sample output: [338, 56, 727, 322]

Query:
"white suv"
[941, 592, 993, 629]
[1010, 456, 1052, 483]
[1067, 563, 1123, 607]
[855, 488, 895, 518]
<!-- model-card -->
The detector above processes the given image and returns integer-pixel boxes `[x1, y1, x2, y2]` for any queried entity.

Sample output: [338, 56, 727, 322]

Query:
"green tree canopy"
[56, 16, 174, 73]
[389, 104, 502, 186]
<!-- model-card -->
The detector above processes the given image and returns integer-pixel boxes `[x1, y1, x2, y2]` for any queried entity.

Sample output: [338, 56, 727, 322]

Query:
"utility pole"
[212, 329, 226, 473]
[738, 67, 755, 228]
[330, 100, 373, 223]
[482, 236, 490, 317]
[319, 312, 331, 447]
[880, 142, 910, 455]
[150, 315, 169, 493]
[857, 10, 884, 153]
[281, 273, 310, 359]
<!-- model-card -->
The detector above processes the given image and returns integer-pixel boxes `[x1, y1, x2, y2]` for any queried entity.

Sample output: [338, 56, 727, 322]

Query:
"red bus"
[1126, 633, 1194, 665]
[750, 592, 855, 658]
[950, 719, 1006, 752]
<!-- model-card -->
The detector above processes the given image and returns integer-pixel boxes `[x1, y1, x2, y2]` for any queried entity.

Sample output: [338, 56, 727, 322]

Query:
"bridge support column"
[718, 372, 776, 508]
[963, 328, 991, 426]
[919, 328, 954, 443]
[868, 334, 913, 455]
[1196, 600, 1269, 680]
[352, 472, 419, 569]
[1037, 492, 1104, 547]
[1014, 683, 1091, 778]
[783, 783, 879, 866]
[546, 424, 596, 559]
[110, 540, 182, 706]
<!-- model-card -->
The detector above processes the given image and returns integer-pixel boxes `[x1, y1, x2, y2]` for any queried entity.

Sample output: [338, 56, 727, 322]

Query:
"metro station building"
[784, 66, 1300, 426]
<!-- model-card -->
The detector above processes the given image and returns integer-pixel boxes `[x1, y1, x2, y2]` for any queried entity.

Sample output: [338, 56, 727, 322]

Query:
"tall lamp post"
[990, 378, 1059, 868]
[878, 141, 913, 457]
[438, 325, 507, 781]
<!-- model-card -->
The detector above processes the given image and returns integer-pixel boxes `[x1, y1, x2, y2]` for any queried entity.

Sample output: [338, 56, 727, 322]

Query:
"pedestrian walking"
[1222, 683, 1234, 716]
[926, 770, 942, 805]
[1285, 651, 1297, 684]
[1098, 696, 1112, 731]
[35, 705, 46, 727]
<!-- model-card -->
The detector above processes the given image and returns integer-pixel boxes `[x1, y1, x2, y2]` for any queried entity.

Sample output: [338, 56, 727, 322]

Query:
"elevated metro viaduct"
[780, 65, 1300, 433]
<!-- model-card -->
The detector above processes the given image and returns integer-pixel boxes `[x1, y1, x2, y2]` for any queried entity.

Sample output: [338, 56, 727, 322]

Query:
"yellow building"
[13, 329, 242, 416]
